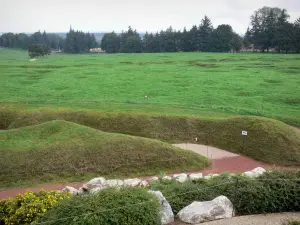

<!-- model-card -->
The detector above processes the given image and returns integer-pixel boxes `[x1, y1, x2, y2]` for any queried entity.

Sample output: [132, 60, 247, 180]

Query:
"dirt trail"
[0, 144, 270, 200]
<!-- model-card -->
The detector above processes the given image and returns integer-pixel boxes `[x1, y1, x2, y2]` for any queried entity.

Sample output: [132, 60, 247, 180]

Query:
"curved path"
[0, 144, 271, 200]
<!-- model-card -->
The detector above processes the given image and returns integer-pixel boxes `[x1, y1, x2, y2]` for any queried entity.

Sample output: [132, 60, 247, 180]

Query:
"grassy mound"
[0, 120, 209, 188]
[2, 109, 300, 166]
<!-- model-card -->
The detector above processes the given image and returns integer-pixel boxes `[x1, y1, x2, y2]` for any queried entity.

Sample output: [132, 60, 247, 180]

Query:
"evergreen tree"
[189, 25, 199, 51]
[211, 24, 234, 52]
[198, 16, 213, 52]
[101, 32, 120, 53]
[230, 33, 243, 52]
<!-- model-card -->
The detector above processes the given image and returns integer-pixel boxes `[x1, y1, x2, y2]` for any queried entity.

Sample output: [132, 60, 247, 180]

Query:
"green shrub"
[37, 188, 160, 225]
[152, 171, 300, 215]
[0, 190, 71, 225]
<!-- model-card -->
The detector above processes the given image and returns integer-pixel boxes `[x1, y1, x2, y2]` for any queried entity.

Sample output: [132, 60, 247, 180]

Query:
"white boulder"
[173, 173, 188, 183]
[243, 167, 266, 178]
[62, 186, 79, 195]
[148, 190, 174, 225]
[149, 176, 159, 183]
[189, 173, 203, 180]
[86, 177, 107, 188]
[162, 176, 172, 181]
[139, 180, 149, 187]
[123, 178, 142, 187]
[177, 195, 234, 224]
[89, 186, 107, 194]
[106, 179, 124, 188]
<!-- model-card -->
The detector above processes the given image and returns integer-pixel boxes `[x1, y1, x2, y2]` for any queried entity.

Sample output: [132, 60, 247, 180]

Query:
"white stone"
[123, 178, 142, 187]
[89, 186, 107, 194]
[243, 167, 266, 178]
[212, 174, 219, 177]
[29, 59, 36, 61]
[149, 176, 159, 182]
[162, 176, 172, 181]
[173, 173, 188, 183]
[86, 177, 107, 188]
[252, 167, 266, 175]
[204, 174, 212, 179]
[148, 190, 174, 225]
[106, 179, 124, 188]
[189, 173, 203, 180]
[139, 180, 149, 187]
[62, 186, 79, 195]
[177, 195, 234, 224]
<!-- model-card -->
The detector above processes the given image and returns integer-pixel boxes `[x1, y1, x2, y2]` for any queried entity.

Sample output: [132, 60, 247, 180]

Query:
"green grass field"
[0, 49, 299, 125]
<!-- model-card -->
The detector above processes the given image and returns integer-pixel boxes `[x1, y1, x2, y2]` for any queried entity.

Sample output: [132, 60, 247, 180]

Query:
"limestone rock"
[106, 179, 124, 188]
[86, 177, 107, 188]
[123, 178, 142, 187]
[162, 176, 172, 181]
[243, 167, 266, 178]
[148, 190, 174, 225]
[89, 186, 107, 194]
[173, 173, 188, 183]
[139, 180, 149, 187]
[189, 173, 203, 180]
[62, 186, 79, 195]
[177, 195, 234, 224]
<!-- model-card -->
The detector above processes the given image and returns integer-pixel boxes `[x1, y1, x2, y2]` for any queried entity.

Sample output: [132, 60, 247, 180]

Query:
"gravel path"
[198, 212, 300, 225]
[173, 143, 239, 159]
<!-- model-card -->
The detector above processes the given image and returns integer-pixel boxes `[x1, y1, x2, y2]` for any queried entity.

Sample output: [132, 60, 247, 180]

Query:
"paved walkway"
[173, 143, 239, 159]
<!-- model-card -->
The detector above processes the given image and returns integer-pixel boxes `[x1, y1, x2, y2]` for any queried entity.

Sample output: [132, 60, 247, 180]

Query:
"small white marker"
[195, 137, 198, 141]
[242, 131, 248, 136]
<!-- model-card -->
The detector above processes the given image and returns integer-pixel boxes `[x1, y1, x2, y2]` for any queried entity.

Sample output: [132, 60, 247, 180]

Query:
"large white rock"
[189, 173, 203, 180]
[177, 195, 234, 224]
[89, 186, 107, 194]
[243, 167, 266, 178]
[86, 177, 107, 188]
[148, 190, 174, 225]
[162, 176, 172, 181]
[123, 178, 142, 187]
[62, 186, 79, 195]
[173, 173, 188, 183]
[106, 179, 124, 188]
[139, 180, 149, 187]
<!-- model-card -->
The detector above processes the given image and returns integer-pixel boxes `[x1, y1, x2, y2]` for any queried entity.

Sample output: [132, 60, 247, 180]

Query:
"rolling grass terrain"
[0, 120, 209, 188]
[0, 49, 300, 126]
[2, 109, 300, 167]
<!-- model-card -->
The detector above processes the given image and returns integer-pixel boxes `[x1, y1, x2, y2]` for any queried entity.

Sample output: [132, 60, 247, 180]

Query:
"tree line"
[0, 31, 65, 50]
[0, 28, 98, 54]
[1, 6, 299, 54]
[101, 7, 300, 53]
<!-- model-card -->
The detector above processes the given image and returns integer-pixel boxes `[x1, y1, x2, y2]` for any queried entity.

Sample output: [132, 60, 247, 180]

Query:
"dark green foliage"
[64, 28, 98, 53]
[37, 188, 160, 225]
[152, 171, 300, 215]
[101, 32, 120, 53]
[211, 25, 234, 52]
[286, 221, 300, 225]
[28, 44, 51, 58]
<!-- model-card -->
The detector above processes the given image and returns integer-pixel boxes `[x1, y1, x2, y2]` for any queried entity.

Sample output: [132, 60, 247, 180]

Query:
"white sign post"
[242, 131, 248, 136]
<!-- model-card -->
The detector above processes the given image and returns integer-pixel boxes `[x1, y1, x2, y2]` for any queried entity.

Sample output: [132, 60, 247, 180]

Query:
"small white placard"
[242, 131, 248, 136]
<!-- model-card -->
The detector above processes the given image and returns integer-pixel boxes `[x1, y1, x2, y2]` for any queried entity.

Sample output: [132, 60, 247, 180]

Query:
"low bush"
[152, 171, 300, 215]
[37, 188, 160, 225]
[285, 221, 300, 225]
[0, 190, 71, 225]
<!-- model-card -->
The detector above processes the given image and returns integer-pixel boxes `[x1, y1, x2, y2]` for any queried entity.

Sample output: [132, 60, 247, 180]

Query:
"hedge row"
[152, 170, 300, 215]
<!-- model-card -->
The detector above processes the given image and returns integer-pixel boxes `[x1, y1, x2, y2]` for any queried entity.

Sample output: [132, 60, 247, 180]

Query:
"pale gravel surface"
[197, 212, 300, 225]
[173, 143, 239, 159]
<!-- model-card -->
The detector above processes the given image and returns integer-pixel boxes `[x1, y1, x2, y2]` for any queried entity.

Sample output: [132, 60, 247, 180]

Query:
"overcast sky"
[1, 0, 299, 34]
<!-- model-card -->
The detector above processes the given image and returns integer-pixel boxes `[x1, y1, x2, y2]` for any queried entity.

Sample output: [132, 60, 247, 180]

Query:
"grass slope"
[2, 109, 300, 166]
[0, 120, 209, 188]
[0, 49, 300, 126]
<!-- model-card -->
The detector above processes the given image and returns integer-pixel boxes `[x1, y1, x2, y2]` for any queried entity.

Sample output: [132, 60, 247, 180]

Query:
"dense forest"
[1, 6, 300, 54]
